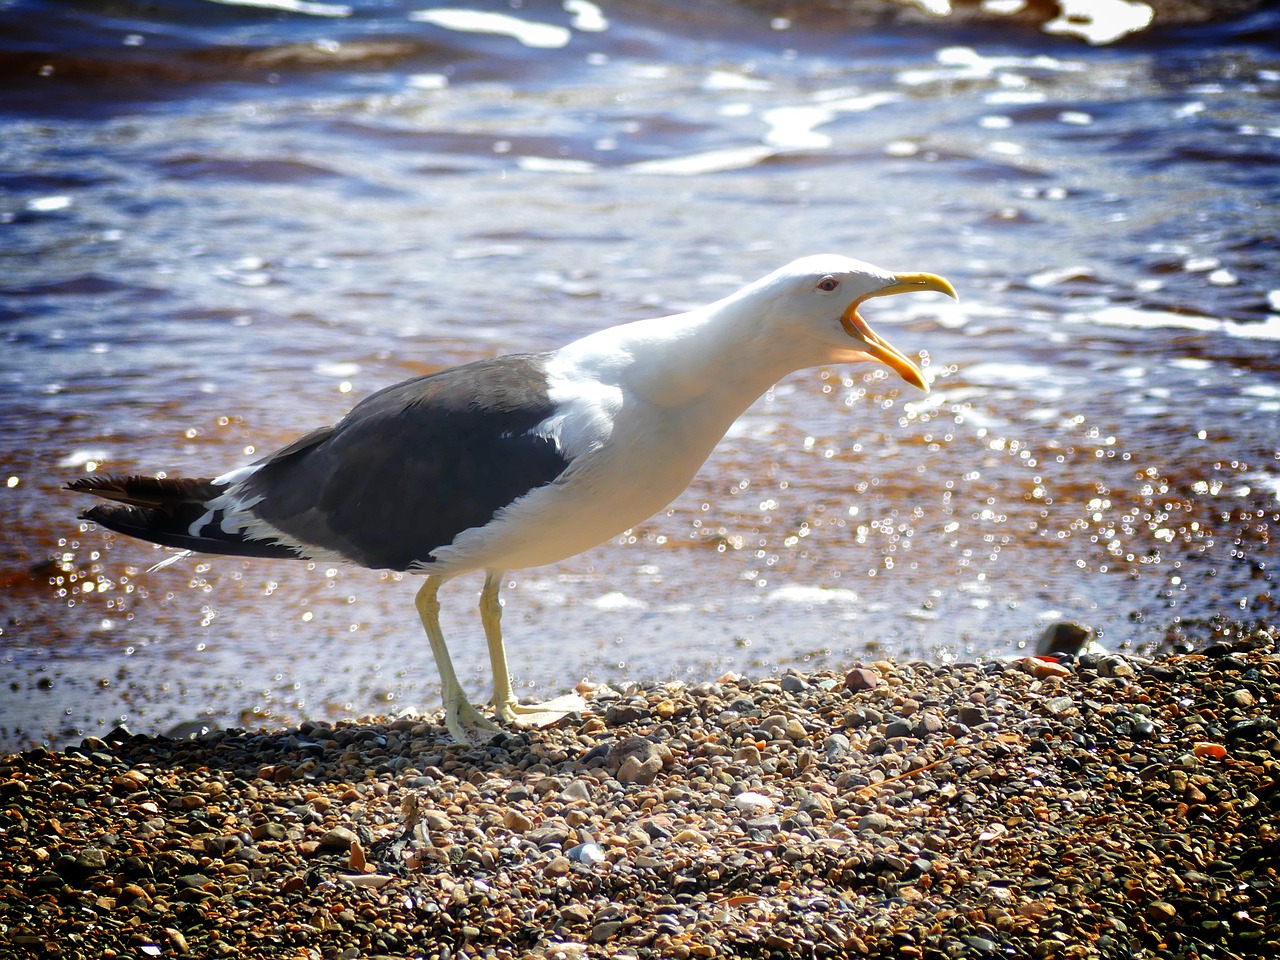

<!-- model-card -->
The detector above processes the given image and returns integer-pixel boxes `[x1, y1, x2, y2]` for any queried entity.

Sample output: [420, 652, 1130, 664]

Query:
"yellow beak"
[839, 272, 958, 392]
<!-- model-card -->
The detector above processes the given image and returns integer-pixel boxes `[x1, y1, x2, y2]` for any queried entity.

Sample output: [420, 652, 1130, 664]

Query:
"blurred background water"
[2, 0, 1277, 750]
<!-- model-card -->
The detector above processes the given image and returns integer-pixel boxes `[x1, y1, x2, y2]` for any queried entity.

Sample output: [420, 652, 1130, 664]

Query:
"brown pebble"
[1023, 657, 1072, 679]
[845, 667, 880, 691]
[111, 770, 148, 791]
[165, 927, 190, 955]
[1147, 901, 1177, 921]
[504, 810, 534, 833]
[617, 754, 662, 785]
[347, 838, 367, 872]
[422, 810, 453, 831]
[673, 827, 707, 844]
[318, 827, 357, 851]
[735, 745, 762, 765]
[543, 856, 571, 878]
[118, 884, 151, 906]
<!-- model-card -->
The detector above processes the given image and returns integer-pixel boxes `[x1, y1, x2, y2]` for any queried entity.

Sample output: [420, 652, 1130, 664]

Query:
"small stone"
[1147, 901, 1177, 921]
[164, 928, 190, 955]
[1037, 621, 1092, 656]
[607, 736, 662, 769]
[1192, 742, 1226, 759]
[733, 791, 774, 815]
[591, 920, 624, 943]
[1024, 657, 1072, 679]
[347, 838, 367, 872]
[111, 770, 148, 791]
[560, 779, 593, 803]
[319, 827, 357, 851]
[565, 842, 606, 864]
[422, 811, 454, 831]
[642, 820, 672, 840]
[543, 856, 572, 878]
[957, 705, 988, 726]
[745, 814, 781, 835]
[822, 732, 851, 760]
[252, 822, 288, 842]
[1044, 696, 1075, 716]
[760, 714, 789, 736]
[858, 812, 890, 833]
[560, 904, 592, 926]
[734, 744, 762, 765]
[119, 884, 152, 906]
[885, 718, 914, 739]
[844, 667, 880, 691]
[504, 810, 534, 833]
[1099, 655, 1136, 678]
[617, 754, 663, 785]
[1225, 688, 1256, 708]
[76, 847, 109, 871]
[913, 713, 945, 736]
[780, 674, 809, 693]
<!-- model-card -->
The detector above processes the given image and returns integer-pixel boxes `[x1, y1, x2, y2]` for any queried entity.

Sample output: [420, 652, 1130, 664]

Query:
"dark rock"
[885, 718, 914, 739]
[781, 674, 810, 693]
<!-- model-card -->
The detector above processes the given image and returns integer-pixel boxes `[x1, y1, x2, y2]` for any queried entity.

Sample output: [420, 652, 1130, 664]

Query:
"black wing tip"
[78, 502, 117, 521]
[68, 475, 118, 493]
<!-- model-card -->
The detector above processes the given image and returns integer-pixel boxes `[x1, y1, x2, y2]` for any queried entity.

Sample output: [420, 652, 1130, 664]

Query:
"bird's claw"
[494, 692, 586, 729]
[444, 698, 503, 746]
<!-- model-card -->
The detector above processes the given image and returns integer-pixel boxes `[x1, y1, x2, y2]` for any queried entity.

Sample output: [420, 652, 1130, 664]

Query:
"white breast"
[424, 349, 731, 576]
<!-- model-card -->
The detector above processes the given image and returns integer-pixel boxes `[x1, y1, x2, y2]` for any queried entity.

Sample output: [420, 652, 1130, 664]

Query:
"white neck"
[568, 287, 829, 414]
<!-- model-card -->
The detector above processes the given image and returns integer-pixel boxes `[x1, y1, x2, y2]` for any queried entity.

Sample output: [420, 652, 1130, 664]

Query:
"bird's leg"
[414, 576, 500, 745]
[480, 570, 585, 728]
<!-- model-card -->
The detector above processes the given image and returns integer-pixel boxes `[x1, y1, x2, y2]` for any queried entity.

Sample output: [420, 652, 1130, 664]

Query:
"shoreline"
[2, 627, 1276, 959]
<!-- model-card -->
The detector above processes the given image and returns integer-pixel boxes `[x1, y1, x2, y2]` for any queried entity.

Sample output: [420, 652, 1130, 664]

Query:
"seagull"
[70, 255, 956, 744]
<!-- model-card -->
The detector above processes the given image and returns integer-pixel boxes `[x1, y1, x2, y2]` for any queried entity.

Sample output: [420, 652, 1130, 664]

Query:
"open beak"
[839, 272, 958, 392]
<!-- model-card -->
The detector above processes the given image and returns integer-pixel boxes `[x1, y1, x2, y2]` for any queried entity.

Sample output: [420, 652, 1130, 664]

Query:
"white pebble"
[734, 791, 774, 815]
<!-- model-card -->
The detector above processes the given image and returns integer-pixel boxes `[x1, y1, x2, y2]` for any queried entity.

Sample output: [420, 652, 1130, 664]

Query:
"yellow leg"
[415, 576, 500, 745]
[481, 570, 585, 728]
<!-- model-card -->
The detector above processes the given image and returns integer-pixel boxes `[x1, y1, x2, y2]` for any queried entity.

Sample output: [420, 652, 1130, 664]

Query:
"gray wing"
[241, 353, 571, 571]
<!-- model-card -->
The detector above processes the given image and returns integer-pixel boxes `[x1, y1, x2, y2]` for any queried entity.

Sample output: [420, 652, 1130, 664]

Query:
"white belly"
[424, 400, 722, 577]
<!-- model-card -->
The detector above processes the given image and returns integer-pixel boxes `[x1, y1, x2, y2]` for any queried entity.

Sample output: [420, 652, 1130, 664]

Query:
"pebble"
[2, 626, 1278, 959]
[733, 790, 774, 815]
[565, 842, 606, 864]
[844, 666, 881, 691]
[504, 809, 534, 832]
[543, 856, 572, 878]
[780, 673, 809, 693]
[858, 812, 891, 833]
[319, 826, 358, 850]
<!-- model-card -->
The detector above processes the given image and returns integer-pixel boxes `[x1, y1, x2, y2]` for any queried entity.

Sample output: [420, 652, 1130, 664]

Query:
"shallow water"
[2, 0, 1277, 750]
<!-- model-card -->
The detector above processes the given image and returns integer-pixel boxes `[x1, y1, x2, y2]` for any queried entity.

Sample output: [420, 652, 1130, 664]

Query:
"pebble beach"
[2, 627, 1277, 960]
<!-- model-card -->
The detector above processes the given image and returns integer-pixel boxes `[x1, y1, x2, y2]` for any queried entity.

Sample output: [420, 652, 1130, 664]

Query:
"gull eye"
[817, 276, 839, 292]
